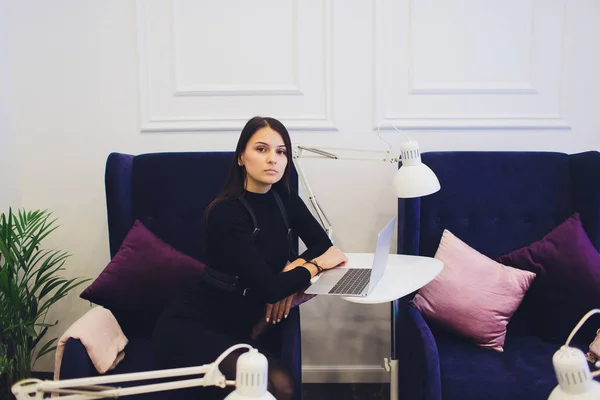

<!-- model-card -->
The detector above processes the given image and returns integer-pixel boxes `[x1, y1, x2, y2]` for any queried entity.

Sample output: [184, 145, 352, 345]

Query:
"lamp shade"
[393, 140, 440, 198]
[225, 349, 276, 400]
[548, 346, 600, 400]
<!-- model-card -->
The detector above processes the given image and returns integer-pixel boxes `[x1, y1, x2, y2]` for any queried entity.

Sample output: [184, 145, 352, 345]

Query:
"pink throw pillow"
[412, 229, 536, 352]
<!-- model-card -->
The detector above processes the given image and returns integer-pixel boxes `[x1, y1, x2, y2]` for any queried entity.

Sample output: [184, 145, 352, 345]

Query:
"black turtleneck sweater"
[158, 187, 332, 333]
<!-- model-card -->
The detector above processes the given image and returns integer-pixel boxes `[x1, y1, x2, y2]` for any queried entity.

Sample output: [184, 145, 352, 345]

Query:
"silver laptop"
[304, 217, 396, 297]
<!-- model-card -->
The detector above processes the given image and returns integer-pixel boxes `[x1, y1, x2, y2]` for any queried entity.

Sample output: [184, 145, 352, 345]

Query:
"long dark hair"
[205, 116, 293, 218]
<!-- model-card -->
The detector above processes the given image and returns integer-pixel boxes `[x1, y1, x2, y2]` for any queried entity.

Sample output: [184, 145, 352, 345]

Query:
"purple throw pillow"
[81, 220, 206, 312]
[497, 213, 600, 343]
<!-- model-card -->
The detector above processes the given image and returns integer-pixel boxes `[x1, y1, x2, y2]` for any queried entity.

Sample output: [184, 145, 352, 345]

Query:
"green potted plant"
[0, 208, 91, 398]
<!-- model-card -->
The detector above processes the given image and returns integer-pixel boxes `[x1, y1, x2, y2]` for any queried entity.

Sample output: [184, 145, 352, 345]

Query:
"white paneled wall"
[376, 0, 570, 130]
[4, 0, 600, 382]
[138, 0, 335, 131]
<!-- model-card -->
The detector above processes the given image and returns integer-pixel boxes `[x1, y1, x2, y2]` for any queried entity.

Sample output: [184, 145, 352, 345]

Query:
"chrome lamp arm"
[292, 149, 333, 239]
[292, 145, 399, 239]
[292, 137, 440, 240]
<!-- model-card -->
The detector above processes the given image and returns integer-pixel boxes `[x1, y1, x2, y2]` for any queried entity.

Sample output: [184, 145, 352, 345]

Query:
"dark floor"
[302, 383, 389, 400]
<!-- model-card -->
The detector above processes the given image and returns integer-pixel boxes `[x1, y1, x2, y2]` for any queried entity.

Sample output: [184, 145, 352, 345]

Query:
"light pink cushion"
[412, 229, 536, 352]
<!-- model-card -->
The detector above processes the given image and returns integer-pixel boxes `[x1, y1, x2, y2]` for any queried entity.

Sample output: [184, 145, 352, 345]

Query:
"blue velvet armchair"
[396, 151, 600, 400]
[60, 152, 303, 400]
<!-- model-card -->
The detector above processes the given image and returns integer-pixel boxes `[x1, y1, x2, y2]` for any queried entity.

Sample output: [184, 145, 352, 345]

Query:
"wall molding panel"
[374, 0, 570, 130]
[137, 0, 335, 132]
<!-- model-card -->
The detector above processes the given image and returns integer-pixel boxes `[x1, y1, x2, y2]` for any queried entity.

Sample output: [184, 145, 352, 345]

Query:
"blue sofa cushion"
[403, 152, 574, 261]
[128, 153, 232, 262]
[435, 327, 562, 400]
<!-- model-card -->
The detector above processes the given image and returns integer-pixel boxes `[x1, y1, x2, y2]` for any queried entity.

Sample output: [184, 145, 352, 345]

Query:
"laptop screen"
[366, 217, 396, 294]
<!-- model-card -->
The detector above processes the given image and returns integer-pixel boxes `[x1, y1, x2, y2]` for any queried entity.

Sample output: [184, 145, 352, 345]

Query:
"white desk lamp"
[292, 124, 440, 238]
[548, 309, 600, 399]
[292, 124, 440, 400]
[12, 344, 275, 400]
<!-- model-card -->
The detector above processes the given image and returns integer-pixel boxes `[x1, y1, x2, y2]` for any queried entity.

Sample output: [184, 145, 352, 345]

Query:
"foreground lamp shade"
[393, 140, 440, 198]
[548, 345, 600, 399]
[225, 349, 275, 399]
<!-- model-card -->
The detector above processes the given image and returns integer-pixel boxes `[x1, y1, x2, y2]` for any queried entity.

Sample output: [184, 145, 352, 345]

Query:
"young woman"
[152, 116, 348, 400]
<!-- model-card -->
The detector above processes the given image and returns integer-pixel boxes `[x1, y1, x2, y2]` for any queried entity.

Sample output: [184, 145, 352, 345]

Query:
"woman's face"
[239, 126, 288, 193]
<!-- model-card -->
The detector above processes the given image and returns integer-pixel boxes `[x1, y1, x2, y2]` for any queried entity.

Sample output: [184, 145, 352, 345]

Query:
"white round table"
[340, 253, 443, 400]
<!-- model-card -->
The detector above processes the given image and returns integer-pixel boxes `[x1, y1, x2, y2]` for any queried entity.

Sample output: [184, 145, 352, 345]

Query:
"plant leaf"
[25, 325, 36, 338]
[35, 338, 57, 361]
[37, 278, 91, 315]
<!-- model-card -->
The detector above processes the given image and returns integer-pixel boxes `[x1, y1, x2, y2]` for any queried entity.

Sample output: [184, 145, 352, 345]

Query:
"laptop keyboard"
[329, 268, 371, 295]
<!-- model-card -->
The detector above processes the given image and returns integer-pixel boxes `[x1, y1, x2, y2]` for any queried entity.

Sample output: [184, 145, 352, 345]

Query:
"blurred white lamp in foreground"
[292, 125, 440, 238]
[548, 309, 600, 399]
[12, 344, 275, 400]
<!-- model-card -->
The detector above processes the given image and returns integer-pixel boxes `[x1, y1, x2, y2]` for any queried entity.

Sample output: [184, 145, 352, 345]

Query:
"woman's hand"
[313, 246, 348, 270]
[265, 294, 294, 324]
[251, 292, 295, 339]
[283, 258, 306, 272]
[263, 259, 306, 324]
[264, 250, 347, 324]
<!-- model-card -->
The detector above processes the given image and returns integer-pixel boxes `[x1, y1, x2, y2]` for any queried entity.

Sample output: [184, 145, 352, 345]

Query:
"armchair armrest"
[59, 338, 98, 379]
[398, 304, 442, 400]
[54, 306, 128, 380]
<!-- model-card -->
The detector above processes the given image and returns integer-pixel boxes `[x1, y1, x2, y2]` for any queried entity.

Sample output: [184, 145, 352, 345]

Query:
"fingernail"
[266, 318, 269, 323]
[272, 320, 276, 324]
[277, 319, 281, 323]
[284, 314, 288, 319]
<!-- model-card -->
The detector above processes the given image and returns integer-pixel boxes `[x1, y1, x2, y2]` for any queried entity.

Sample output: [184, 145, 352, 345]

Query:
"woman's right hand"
[313, 246, 348, 270]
